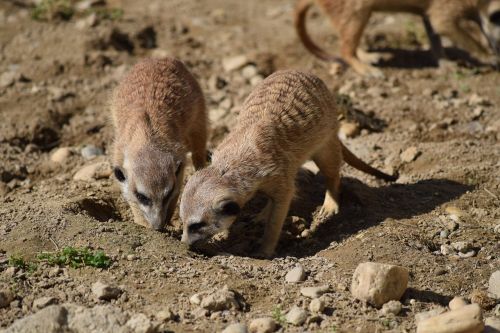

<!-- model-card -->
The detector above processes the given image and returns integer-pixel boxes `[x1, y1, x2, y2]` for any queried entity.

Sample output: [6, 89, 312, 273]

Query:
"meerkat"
[111, 57, 207, 231]
[294, 0, 500, 77]
[179, 70, 397, 257]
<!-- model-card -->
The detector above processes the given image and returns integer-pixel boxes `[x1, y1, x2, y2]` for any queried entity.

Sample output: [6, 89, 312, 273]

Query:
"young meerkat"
[180, 70, 397, 257]
[294, 0, 500, 77]
[111, 57, 207, 231]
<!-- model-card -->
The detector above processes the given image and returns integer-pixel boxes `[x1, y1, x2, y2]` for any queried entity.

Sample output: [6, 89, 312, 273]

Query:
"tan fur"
[179, 70, 396, 257]
[295, 0, 500, 77]
[111, 57, 207, 230]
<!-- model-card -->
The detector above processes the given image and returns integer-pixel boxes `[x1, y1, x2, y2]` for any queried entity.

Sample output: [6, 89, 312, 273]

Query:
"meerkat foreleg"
[258, 185, 295, 257]
[422, 16, 445, 64]
[254, 197, 273, 223]
[313, 138, 342, 219]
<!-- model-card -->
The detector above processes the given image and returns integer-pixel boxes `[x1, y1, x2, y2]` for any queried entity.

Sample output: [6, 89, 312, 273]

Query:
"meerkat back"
[111, 58, 207, 231]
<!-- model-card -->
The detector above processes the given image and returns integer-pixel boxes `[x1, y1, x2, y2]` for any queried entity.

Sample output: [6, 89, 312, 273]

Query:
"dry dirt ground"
[0, 0, 499, 332]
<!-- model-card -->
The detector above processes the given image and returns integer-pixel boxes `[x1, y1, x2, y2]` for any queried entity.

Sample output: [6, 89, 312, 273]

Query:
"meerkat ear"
[216, 199, 240, 216]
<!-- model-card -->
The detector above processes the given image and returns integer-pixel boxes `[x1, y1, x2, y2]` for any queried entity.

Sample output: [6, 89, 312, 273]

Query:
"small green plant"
[32, 0, 75, 21]
[271, 305, 287, 327]
[8, 255, 37, 273]
[37, 247, 112, 269]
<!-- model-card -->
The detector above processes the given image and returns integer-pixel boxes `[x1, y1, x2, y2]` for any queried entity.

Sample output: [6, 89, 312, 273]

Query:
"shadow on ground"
[195, 169, 472, 258]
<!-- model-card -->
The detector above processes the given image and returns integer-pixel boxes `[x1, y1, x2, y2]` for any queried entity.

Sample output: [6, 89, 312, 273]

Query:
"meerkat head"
[114, 146, 184, 231]
[180, 167, 242, 246]
[479, 0, 500, 55]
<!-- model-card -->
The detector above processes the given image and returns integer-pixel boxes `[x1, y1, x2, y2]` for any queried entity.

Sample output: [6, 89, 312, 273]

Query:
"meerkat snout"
[114, 147, 184, 230]
[180, 170, 241, 246]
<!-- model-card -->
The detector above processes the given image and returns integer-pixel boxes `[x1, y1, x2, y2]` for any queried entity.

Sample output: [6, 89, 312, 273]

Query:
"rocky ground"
[0, 0, 499, 332]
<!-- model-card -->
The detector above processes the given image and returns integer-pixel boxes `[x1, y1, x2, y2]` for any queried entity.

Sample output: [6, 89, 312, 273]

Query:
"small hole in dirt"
[69, 198, 122, 222]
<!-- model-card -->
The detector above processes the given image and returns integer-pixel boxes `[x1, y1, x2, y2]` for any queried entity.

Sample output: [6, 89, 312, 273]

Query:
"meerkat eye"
[188, 221, 207, 233]
[216, 200, 240, 216]
[135, 191, 151, 206]
[490, 11, 500, 25]
[114, 167, 126, 182]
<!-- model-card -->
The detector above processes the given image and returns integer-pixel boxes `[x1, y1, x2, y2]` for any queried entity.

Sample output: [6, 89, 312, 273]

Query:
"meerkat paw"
[318, 202, 339, 220]
[354, 63, 385, 78]
[357, 50, 392, 65]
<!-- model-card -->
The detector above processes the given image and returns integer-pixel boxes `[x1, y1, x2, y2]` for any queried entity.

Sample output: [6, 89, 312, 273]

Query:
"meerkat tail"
[340, 142, 398, 181]
[294, 0, 342, 62]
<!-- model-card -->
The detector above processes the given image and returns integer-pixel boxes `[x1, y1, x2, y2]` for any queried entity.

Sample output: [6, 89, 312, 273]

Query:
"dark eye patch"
[162, 186, 174, 206]
[135, 191, 151, 206]
[490, 11, 500, 25]
[216, 200, 240, 216]
[188, 221, 207, 233]
[114, 167, 126, 182]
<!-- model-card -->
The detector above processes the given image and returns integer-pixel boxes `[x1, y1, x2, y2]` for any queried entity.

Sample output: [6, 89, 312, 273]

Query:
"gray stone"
[199, 285, 240, 311]
[300, 285, 329, 298]
[489, 270, 500, 299]
[33, 296, 58, 310]
[285, 306, 307, 326]
[91, 281, 122, 301]
[248, 317, 276, 333]
[381, 300, 402, 315]
[3, 305, 68, 333]
[285, 264, 305, 283]
[81, 145, 104, 160]
[351, 262, 408, 307]
[222, 323, 248, 333]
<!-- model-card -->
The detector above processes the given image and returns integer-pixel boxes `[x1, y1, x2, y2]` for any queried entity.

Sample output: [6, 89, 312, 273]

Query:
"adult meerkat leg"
[258, 184, 295, 257]
[422, 16, 445, 64]
[313, 138, 342, 219]
[430, 15, 490, 58]
[254, 198, 273, 223]
[189, 102, 208, 170]
[165, 191, 180, 226]
[337, 14, 384, 77]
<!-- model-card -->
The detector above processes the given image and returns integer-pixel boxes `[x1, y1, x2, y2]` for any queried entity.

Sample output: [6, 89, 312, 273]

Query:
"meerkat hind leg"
[313, 140, 342, 220]
[257, 186, 295, 258]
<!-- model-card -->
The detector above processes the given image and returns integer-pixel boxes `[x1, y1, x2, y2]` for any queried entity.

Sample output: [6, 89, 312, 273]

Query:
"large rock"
[351, 262, 408, 307]
[285, 265, 306, 283]
[300, 285, 329, 298]
[194, 285, 242, 312]
[285, 306, 307, 326]
[488, 270, 500, 299]
[3, 303, 157, 333]
[50, 147, 73, 164]
[222, 323, 248, 333]
[416, 304, 484, 333]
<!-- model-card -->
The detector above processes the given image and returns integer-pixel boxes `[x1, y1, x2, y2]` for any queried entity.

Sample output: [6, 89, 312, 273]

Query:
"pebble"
[445, 206, 465, 221]
[338, 121, 360, 139]
[156, 308, 175, 322]
[32, 297, 58, 310]
[441, 244, 453, 256]
[222, 323, 248, 333]
[91, 281, 122, 301]
[300, 285, 329, 298]
[222, 55, 248, 72]
[451, 241, 472, 253]
[285, 306, 308, 326]
[241, 64, 258, 79]
[351, 262, 409, 307]
[381, 300, 402, 315]
[440, 230, 449, 239]
[488, 270, 500, 299]
[400, 146, 420, 163]
[468, 93, 490, 107]
[73, 162, 112, 181]
[285, 264, 306, 283]
[248, 317, 276, 333]
[190, 293, 202, 305]
[449, 297, 468, 310]
[0, 70, 17, 88]
[200, 285, 241, 311]
[484, 317, 500, 333]
[81, 145, 104, 160]
[416, 304, 484, 333]
[309, 298, 325, 313]
[0, 289, 15, 308]
[50, 147, 73, 164]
